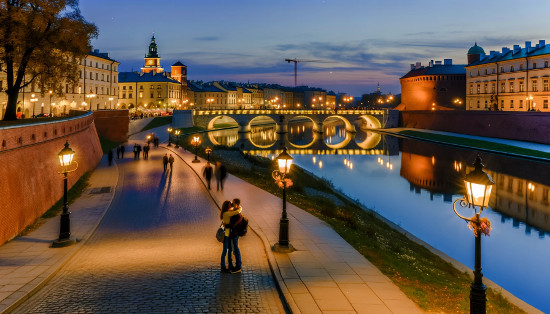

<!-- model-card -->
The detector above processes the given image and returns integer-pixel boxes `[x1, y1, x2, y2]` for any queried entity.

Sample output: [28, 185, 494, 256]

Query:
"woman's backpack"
[231, 214, 249, 237]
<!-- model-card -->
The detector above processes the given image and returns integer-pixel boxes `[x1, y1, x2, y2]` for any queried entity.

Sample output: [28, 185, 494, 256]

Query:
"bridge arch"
[248, 116, 278, 148]
[206, 115, 239, 130]
[322, 115, 356, 133]
[356, 131, 382, 149]
[357, 115, 382, 129]
[287, 116, 317, 148]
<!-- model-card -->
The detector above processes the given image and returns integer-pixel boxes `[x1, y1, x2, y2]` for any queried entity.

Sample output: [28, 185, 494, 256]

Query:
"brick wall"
[0, 113, 102, 245]
[93, 110, 129, 143]
[400, 110, 550, 145]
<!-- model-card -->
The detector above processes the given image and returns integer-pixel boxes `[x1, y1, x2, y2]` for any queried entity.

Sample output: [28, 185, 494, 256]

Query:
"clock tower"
[141, 33, 164, 73]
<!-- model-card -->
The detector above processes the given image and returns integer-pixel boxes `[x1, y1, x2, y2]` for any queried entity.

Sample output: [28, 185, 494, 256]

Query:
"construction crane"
[285, 58, 334, 87]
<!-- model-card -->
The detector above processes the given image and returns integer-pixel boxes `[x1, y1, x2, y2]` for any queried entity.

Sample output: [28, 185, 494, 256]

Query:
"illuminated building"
[465, 40, 550, 112]
[399, 59, 466, 110]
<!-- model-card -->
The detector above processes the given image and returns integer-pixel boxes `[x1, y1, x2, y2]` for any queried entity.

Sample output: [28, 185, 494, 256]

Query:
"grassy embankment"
[174, 127, 523, 313]
[141, 116, 172, 132]
[19, 172, 92, 237]
[398, 130, 550, 161]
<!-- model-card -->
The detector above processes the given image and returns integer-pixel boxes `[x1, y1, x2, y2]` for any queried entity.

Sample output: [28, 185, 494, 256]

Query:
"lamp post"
[207, 98, 214, 110]
[52, 141, 78, 248]
[86, 94, 96, 111]
[191, 136, 201, 163]
[452, 156, 494, 313]
[173, 130, 181, 148]
[205, 146, 212, 162]
[526, 95, 533, 111]
[49, 90, 53, 116]
[272, 147, 295, 253]
[30, 94, 38, 118]
[167, 127, 173, 146]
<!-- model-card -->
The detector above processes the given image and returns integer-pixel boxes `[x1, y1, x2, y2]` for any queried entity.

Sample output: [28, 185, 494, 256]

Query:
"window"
[501, 67, 504, 73]
[520, 64, 523, 71]
[95, 73, 98, 80]
[544, 99, 548, 109]
[519, 81, 524, 92]
[491, 83, 496, 93]
[492, 68, 496, 74]
[139, 92, 143, 98]
[95, 62, 98, 68]
[477, 84, 480, 93]
[520, 100, 524, 108]
[123, 86, 126, 90]
[90, 72, 93, 79]
[484, 100, 488, 109]
[157, 93, 161, 98]
[545, 61, 549, 68]
[511, 66, 515, 72]
[501, 100, 504, 108]
[532, 80, 537, 92]
[129, 86, 133, 90]
[150, 92, 154, 98]
[157, 85, 161, 89]
[533, 63, 537, 69]
[101, 74, 104, 81]
[469, 85, 473, 94]
[477, 100, 480, 108]
[544, 80, 549, 91]
[122, 93, 126, 99]
[477, 70, 480, 76]
[510, 100, 514, 108]
[140, 86, 143, 90]
[510, 82, 515, 93]
[484, 83, 488, 93]
[501, 82, 506, 93]
[485, 69, 488, 75]
[129, 93, 132, 98]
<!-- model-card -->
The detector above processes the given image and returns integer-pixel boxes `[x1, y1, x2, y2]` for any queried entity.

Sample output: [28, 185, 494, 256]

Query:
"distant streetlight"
[191, 136, 201, 163]
[49, 90, 53, 116]
[167, 127, 173, 146]
[272, 147, 295, 253]
[86, 94, 96, 111]
[52, 141, 78, 248]
[205, 146, 212, 162]
[30, 94, 38, 118]
[452, 156, 494, 313]
[207, 98, 214, 110]
[173, 130, 181, 148]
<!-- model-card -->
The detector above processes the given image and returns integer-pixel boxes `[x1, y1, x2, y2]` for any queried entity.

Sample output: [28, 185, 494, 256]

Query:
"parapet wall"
[400, 110, 550, 145]
[0, 113, 102, 245]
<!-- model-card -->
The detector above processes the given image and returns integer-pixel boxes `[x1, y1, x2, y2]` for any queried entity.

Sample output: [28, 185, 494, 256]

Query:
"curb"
[3, 158, 121, 314]
[162, 145, 297, 314]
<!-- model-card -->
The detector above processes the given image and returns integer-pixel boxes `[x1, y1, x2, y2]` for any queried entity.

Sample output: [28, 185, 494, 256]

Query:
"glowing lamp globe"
[276, 147, 293, 174]
[58, 141, 75, 168]
[464, 156, 494, 208]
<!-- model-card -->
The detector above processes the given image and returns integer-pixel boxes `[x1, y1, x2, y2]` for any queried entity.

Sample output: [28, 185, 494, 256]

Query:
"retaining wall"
[400, 110, 550, 145]
[92, 110, 129, 143]
[0, 113, 102, 245]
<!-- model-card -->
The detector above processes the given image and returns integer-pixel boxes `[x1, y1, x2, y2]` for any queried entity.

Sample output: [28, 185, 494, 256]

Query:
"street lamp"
[191, 136, 201, 163]
[526, 95, 534, 111]
[30, 94, 38, 118]
[272, 147, 295, 253]
[205, 146, 212, 162]
[86, 94, 96, 111]
[52, 141, 78, 248]
[173, 130, 181, 148]
[167, 127, 173, 146]
[49, 90, 53, 116]
[207, 98, 214, 110]
[452, 156, 494, 313]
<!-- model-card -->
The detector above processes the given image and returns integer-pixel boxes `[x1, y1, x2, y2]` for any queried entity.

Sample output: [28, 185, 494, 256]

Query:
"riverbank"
[379, 128, 550, 162]
[175, 130, 524, 313]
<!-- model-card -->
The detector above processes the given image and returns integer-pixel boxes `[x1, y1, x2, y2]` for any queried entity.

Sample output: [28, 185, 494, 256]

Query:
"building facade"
[400, 59, 466, 111]
[0, 49, 119, 118]
[118, 35, 187, 111]
[465, 40, 550, 112]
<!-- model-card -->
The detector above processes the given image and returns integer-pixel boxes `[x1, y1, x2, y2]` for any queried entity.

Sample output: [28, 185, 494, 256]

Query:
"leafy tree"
[0, 0, 97, 120]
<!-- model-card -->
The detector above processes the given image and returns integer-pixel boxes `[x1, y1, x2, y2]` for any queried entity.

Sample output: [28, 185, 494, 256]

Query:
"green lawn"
[141, 116, 173, 132]
[398, 130, 550, 161]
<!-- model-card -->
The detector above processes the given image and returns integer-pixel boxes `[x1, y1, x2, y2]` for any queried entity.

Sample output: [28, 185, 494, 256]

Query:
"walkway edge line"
[3, 158, 121, 314]
[162, 145, 297, 314]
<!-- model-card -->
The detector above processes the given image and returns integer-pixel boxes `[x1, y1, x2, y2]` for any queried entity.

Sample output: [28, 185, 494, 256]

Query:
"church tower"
[142, 33, 164, 73]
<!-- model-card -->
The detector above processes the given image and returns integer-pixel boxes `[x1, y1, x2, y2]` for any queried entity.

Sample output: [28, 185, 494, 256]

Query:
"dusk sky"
[80, 0, 550, 96]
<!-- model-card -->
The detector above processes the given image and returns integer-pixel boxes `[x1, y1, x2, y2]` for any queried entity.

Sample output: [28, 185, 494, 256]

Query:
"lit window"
[532, 80, 537, 92]
[543, 99, 548, 109]
[519, 100, 524, 108]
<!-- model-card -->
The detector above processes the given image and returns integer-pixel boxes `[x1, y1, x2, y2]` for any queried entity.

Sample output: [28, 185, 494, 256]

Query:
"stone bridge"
[191, 109, 399, 133]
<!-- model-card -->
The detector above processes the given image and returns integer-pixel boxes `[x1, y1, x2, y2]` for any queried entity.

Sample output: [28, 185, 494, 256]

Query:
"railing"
[193, 109, 386, 115]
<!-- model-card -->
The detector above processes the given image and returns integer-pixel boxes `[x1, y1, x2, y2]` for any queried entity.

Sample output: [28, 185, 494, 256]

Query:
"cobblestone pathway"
[14, 145, 284, 313]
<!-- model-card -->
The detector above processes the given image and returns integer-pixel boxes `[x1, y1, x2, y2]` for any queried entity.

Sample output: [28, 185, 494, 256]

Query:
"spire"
[147, 33, 159, 58]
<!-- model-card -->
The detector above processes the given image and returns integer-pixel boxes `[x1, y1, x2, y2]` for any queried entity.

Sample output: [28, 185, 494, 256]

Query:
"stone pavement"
[168, 146, 423, 313]
[0, 156, 118, 313]
[8, 129, 285, 313]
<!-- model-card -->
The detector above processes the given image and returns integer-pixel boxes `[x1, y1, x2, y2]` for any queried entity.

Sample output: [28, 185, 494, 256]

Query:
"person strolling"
[220, 200, 241, 273]
[162, 154, 168, 172]
[203, 162, 213, 189]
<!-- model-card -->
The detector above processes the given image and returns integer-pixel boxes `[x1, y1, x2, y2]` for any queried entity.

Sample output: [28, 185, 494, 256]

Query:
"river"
[203, 118, 550, 312]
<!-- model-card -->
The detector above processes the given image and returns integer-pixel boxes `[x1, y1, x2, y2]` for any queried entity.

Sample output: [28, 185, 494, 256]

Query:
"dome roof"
[468, 42, 485, 55]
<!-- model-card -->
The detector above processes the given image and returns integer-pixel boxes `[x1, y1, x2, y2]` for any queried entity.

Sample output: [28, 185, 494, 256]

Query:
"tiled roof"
[119, 72, 180, 84]
[401, 65, 466, 79]
[172, 61, 186, 67]
[88, 50, 118, 63]
[467, 43, 550, 67]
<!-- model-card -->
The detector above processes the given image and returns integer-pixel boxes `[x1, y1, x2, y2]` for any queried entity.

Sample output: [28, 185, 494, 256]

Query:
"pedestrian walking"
[116, 146, 121, 159]
[214, 161, 227, 191]
[143, 144, 150, 160]
[162, 154, 168, 171]
[137, 144, 142, 159]
[133, 144, 138, 159]
[203, 162, 213, 189]
[228, 198, 244, 273]
[108, 149, 114, 166]
[154, 137, 159, 147]
[120, 145, 125, 158]
[220, 200, 241, 273]
[168, 154, 174, 170]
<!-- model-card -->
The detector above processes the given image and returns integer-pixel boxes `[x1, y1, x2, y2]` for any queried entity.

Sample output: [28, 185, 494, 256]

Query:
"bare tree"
[0, 0, 97, 120]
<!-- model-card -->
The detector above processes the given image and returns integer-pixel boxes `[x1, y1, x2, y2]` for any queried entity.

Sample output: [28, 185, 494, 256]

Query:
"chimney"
[416, 62, 421, 68]
[539, 40, 546, 48]
[444, 59, 452, 65]
[435, 61, 442, 65]
[429, 60, 434, 67]
[525, 41, 532, 53]
[502, 47, 510, 54]
[411, 64, 415, 70]
[513, 45, 521, 54]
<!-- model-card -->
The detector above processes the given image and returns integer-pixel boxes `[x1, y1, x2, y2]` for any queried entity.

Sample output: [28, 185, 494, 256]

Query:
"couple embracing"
[220, 198, 247, 273]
